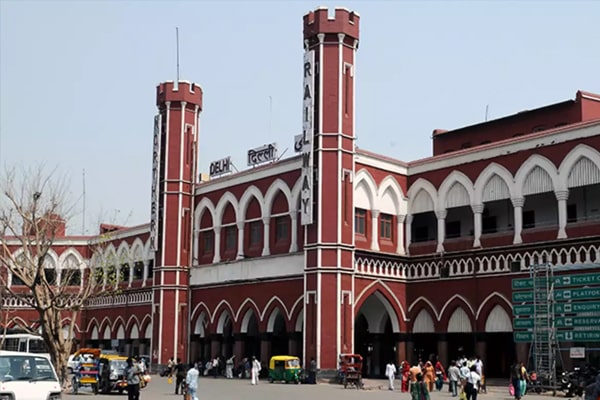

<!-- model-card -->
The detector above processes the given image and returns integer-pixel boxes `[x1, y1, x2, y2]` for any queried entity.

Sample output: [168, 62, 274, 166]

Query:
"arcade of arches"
[188, 293, 514, 378]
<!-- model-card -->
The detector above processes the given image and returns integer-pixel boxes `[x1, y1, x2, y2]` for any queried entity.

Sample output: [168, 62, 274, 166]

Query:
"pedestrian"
[411, 373, 430, 400]
[174, 358, 186, 395]
[251, 356, 261, 385]
[465, 365, 480, 400]
[448, 361, 461, 397]
[125, 357, 141, 400]
[424, 361, 435, 392]
[510, 362, 523, 400]
[435, 357, 447, 391]
[400, 361, 410, 392]
[226, 356, 235, 379]
[212, 357, 219, 378]
[186, 362, 200, 400]
[309, 358, 317, 384]
[385, 360, 397, 390]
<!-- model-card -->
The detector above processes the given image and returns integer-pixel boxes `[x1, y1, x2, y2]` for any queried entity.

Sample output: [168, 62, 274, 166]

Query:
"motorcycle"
[561, 365, 599, 398]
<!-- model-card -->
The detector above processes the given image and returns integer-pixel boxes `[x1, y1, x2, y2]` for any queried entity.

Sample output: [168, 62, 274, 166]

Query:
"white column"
[555, 190, 569, 239]
[370, 210, 380, 251]
[396, 214, 406, 254]
[289, 213, 298, 253]
[142, 261, 149, 287]
[471, 204, 483, 247]
[262, 217, 271, 256]
[213, 226, 222, 263]
[236, 221, 245, 260]
[192, 229, 200, 265]
[405, 214, 413, 255]
[128, 264, 133, 287]
[512, 197, 524, 245]
[435, 209, 447, 253]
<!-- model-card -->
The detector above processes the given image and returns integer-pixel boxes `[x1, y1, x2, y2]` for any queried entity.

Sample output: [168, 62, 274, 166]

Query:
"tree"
[0, 165, 121, 389]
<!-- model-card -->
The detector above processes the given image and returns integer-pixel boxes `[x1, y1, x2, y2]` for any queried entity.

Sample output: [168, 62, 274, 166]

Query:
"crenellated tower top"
[303, 7, 360, 43]
[156, 80, 203, 109]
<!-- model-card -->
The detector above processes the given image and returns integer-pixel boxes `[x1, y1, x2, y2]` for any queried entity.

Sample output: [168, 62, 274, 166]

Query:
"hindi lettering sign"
[514, 301, 600, 316]
[149, 114, 162, 251]
[514, 330, 600, 343]
[300, 49, 315, 226]
[247, 143, 278, 167]
[511, 287, 600, 303]
[514, 316, 600, 329]
[512, 273, 600, 290]
[209, 156, 232, 178]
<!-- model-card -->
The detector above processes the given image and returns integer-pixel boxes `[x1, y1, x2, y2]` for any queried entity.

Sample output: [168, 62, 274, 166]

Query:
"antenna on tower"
[82, 168, 86, 235]
[176, 27, 180, 85]
[485, 104, 490, 122]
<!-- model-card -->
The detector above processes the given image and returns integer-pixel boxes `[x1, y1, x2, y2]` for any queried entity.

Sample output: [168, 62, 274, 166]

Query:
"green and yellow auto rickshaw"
[268, 355, 302, 384]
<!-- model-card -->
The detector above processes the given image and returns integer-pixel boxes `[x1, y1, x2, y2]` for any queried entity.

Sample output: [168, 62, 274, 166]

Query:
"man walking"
[385, 360, 397, 390]
[309, 358, 317, 384]
[251, 356, 261, 385]
[125, 357, 141, 400]
[448, 361, 461, 397]
[186, 363, 200, 400]
[173, 358, 186, 395]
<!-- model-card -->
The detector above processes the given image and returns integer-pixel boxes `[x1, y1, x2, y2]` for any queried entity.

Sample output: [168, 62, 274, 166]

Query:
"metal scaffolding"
[528, 263, 562, 392]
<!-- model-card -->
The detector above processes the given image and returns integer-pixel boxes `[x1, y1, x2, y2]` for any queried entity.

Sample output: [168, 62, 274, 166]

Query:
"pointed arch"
[514, 154, 559, 198]
[485, 305, 513, 332]
[407, 178, 438, 214]
[239, 185, 267, 220]
[412, 309, 435, 333]
[58, 248, 84, 268]
[355, 279, 407, 322]
[377, 175, 406, 216]
[294, 308, 304, 332]
[215, 192, 239, 226]
[139, 314, 152, 338]
[125, 315, 140, 336]
[143, 239, 152, 261]
[239, 309, 259, 334]
[291, 177, 302, 213]
[354, 169, 377, 210]
[102, 325, 111, 340]
[86, 317, 100, 334]
[266, 307, 285, 333]
[116, 324, 125, 339]
[474, 163, 515, 204]
[558, 144, 600, 191]
[193, 311, 209, 337]
[287, 295, 305, 325]
[190, 301, 212, 324]
[216, 309, 234, 335]
[112, 316, 126, 333]
[476, 292, 512, 319]
[261, 296, 291, 321]
[116, 241, 130, 263]
[98, 316, 112, 337]
[212, 299, 236, 325]
[130, 238, 145, 261]
[130, 325, 140, 339]
[447, 307, 472, 332]
[194, 197, 217, 229]
[439, 294, 475, 321]
[264, 179, 293, 216]
[408, 296, 439, 320]
[91, 326, 99, 340]
[438, 171, 474, 209]
[42, 249, 59, 268]
[234, 298, 261, 322]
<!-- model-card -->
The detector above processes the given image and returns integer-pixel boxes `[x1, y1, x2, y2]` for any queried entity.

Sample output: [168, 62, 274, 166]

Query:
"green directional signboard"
[512, 273, 600, 290]
[556, 301, 600, 314]
[514, 330, 600, 343]
[511, 287, 600, 303]
[514, 316, 600, 329]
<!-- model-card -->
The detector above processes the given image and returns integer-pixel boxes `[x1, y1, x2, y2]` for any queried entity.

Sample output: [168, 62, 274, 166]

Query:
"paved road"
[64, 376, 564, 400]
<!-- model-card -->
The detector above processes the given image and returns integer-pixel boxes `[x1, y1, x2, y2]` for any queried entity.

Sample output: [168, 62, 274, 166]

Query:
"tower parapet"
[303, 7, 360, 42]
[156, 80, 203, 109]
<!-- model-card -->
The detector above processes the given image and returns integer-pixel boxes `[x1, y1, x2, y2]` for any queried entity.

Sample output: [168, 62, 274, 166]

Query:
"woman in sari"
[401, 361, 410, 392]
[424, 361, 435, 392]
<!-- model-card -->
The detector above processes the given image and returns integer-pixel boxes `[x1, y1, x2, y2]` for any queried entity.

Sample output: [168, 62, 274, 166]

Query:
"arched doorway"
[269, 309, 288, 356]
[242, 311, 260, 359]
[354, 291, 400, 378]
[221, 316, 234, 358]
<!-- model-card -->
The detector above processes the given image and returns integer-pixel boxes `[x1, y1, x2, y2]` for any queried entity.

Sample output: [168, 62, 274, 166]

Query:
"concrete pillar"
[405, 214, 413, 255]
[211, 337, 221, 359]
[236, 221, 245, 260]
[260, 335, 272, 366]
[435, 209, 447, 253]
[396, 214, 406, 254]
[437, 336, 448, 368]
[213, 227, 222, 263]
[233, 335, 244, 363]
[406, 340, 415, 365]
[371, 210, 380, 251]
[262, 217, 271, 256]
[289, 213, 298, 252]
[556, 190, 569, 239]
[512, 197, 524, 244]
[471, 204, 483, 247]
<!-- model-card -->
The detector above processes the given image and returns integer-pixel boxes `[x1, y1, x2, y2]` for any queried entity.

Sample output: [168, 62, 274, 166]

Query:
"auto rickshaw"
[71, 348, 101, 394]
[97, 354, 129, 394]
[338, 353, 363, 389]
[267, 355, 302, 384]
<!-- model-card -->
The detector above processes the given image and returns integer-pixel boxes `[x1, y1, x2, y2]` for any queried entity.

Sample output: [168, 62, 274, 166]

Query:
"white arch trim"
[438, 171, 475, 209]
[354, 169, 378, 210]
[238, 185, 266, 221]
[240, 309, 258, 334]
[475, 292, 512, 319]
[194, 197, 217, 229]
[266, 307, 284, 333]
[215, 191, 239, 225]
[260, 296, 291, 321]
[234, 298, 262, 322]
[514, 154, 559, 198]
[558, 144, 600, 191]
[439, 294, 475, 322]
[407, 178, 438, 214]
[407, 296, 439, 320]
[264, 179, 293, 216]
[474, 162, 515, 205]
[354, 279, 407, 321]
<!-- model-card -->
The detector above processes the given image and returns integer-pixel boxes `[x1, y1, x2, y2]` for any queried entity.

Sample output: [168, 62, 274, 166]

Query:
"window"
[147, 260, 154, 278]
[446, 221, 461, 238]
[66, 269, 81, 286]
[414, 226, 429, 242]
[133, 261, 144, 280]
[567, 204, 577, 223]
[482, 215, 497, 234]
[249, 221, 262, 246]
[225, 226, 237, 251]
[523, 210, 535, 229]
[201, 231, 214, 254]
[44, 268, 56, 285]
[379, 214, 392, 239]
[121, 263, 130, 283]
[355, 209, 366, 235]
[275, 217, 289, 242]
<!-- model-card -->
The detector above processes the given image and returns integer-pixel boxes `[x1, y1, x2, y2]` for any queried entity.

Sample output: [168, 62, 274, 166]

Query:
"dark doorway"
[271, 313, 288, 356]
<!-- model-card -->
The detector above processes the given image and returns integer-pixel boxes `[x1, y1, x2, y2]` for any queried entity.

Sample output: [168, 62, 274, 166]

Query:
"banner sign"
[294, 134, 303, 153]
[209, 156, 232, 178]
[247, 143, 278, 166]
[300, 50, 315, 226]
[149, 114, 162, 251]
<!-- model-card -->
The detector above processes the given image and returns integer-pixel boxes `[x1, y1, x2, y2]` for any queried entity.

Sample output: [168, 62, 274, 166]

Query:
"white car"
[0, 351, 62, 400]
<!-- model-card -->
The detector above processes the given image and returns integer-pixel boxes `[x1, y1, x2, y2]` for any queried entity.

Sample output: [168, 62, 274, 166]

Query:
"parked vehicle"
[267, 355, 302, 384]
[71, 348, 101, 394]
[338, 353, 363, 389]
[0, 351, 62, 400]
[98, 354, 129, 394]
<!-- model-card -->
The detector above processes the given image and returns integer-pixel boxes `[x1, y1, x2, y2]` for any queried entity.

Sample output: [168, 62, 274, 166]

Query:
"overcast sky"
[1, 0, 599, 235]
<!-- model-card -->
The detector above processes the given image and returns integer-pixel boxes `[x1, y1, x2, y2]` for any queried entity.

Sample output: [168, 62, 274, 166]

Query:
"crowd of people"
[384, 355, 485, 400]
